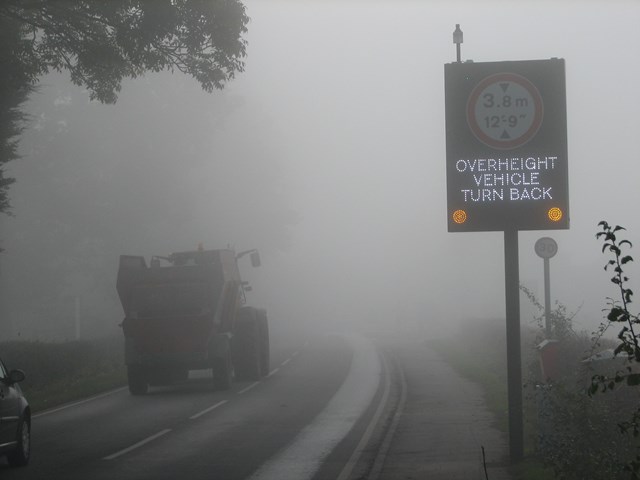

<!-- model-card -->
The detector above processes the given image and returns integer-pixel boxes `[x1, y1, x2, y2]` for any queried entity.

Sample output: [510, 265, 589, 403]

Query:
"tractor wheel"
[212, 353, 233, 391]
[127, 366, 148, 395]
[257, 310, 270, 377]
[234, 308, 261, 381]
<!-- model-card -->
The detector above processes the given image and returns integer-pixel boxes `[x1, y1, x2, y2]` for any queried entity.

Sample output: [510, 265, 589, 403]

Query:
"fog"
[1, 1, 639, 343]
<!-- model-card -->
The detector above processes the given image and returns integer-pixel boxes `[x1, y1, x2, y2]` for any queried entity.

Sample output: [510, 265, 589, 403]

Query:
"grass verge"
[0, 336, 126, 412]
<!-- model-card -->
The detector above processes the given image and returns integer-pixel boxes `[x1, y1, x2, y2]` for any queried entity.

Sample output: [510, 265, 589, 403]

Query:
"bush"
[521, 221, 640, 479]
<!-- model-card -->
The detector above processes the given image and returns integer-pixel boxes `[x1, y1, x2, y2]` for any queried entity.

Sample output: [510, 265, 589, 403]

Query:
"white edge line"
[103, 428, 172, 460]
[291, 351, 299, 357]
[238, 382, 260, 395]
[34, 386, 128, 418]
[280, 358, 291, 367]
[336, 351, 391, 480]
[267, 367, 280, 377]
[368, 354, 408, 480]
[189, 400, 228, 420]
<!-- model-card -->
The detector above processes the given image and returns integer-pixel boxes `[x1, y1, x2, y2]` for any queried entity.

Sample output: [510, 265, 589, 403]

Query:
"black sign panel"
[445, 59, 569, 232]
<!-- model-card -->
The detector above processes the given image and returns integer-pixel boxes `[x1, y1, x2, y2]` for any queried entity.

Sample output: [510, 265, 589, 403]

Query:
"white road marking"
[336, 353, 392, 480]
[291, 351, 300, 357]
[103, 429, 172, 460]
[280, 358, 291, 367]
[267, 368, 280, 377]
[367, 354, 408, 480]
[238, 382, 260, 394]
[189, 400, 228, 420]
[249, 335, 381, 480]
[34, 387, 128, 418]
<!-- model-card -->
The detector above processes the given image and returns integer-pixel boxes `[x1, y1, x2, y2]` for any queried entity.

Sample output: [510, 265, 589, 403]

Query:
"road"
[0, 334, 386, 480]
[0, 333, 512, 480]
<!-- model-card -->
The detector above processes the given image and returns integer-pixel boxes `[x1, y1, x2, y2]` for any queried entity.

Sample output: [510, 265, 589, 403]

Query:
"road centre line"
[280, 358, 291, 366]
[189, 400, 228, 420]
[291, 351, 299, 357]
[103, 429, 172, 460]
[267, 367, 280, 377]
[34, 387, 128, 418]
[238, 382, 260, 394]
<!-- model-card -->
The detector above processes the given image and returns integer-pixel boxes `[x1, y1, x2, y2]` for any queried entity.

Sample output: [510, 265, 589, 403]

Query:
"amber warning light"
[453, 209, 467, 224]
[548, 207, 563, 222]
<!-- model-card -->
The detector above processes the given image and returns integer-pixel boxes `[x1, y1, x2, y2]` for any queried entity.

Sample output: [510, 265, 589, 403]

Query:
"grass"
[510, 458, 555, 480]
[0, 336, 127, 412]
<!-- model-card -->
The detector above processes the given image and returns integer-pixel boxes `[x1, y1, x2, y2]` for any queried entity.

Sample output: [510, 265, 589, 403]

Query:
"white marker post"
[534, 237, 558, 338]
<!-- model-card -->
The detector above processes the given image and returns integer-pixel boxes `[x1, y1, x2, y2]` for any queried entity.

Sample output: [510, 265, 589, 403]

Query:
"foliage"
[521, 278, 637, 479]
[0, 68, 297, 338]
[0, 0, 249, 215]
[0, 15, 36, 218]
[589, 221, 640, 478]
[434, 224, 639, 479]
[590, 222, 637, 394]
[1, 336, 125, 412]
[536, 381, 635, 480]
[0, 0, 249, 103]
[520, 284, 580, 344]
[596, 222, 638, 360]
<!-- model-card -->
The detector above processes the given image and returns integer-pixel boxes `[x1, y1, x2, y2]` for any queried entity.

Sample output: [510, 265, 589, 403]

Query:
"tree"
[0, 72, 298, 339]
[0, 15, 35, 216]
[0, 0, 249, 215]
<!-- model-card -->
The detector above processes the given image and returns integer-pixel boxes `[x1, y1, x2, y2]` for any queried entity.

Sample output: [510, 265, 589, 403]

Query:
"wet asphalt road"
[0, 335, 362, 480]
[0, 332, 514, 480]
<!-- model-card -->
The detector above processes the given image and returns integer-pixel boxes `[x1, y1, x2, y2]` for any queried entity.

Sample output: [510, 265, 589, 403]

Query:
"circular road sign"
[534, 237, 558, 259]
[467, 72, 543, 150]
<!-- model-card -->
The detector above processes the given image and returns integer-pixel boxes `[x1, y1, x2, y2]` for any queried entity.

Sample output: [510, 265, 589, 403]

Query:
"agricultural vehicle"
[116, 247, 269, 395]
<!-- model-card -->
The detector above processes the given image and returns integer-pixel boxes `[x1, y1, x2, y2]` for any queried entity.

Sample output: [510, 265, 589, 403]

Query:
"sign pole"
[543, 257, 551, 337]
[534, 237, 558, 338]
[444, 28, 568, 464]
[504, 228, 523, 462]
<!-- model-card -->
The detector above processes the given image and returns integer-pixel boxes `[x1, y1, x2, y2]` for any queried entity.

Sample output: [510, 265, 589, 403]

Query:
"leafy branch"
[589, 221, 640, 478]
[0, 1, 249, 103]
[596, 221, 638, 360]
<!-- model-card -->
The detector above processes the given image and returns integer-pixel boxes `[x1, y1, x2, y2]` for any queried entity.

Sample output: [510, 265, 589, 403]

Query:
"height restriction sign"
[445, 59, 569, 232]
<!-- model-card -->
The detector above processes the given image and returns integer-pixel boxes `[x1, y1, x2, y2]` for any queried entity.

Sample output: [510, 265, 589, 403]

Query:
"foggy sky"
[3, 0, 640, 340]
[241, 0, 640, 336]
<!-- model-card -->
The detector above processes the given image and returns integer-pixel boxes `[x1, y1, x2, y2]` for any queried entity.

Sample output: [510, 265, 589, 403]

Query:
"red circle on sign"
[466, 72, 543, 150]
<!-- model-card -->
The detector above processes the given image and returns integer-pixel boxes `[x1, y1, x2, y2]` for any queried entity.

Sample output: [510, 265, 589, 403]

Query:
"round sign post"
[535, 237, 558, 337]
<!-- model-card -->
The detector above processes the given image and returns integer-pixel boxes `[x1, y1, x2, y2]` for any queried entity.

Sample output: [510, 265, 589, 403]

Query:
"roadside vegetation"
[432, 222, 639, 480]
[0, 336, 125, 412]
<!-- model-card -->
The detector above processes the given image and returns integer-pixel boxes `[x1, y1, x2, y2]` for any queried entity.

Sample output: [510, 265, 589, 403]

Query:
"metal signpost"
[444, 26, 569, 462]
[535, 237, 558, 338]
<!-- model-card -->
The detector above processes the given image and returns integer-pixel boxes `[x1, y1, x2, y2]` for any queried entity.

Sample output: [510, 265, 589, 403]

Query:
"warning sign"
[444, 59, 569, 232]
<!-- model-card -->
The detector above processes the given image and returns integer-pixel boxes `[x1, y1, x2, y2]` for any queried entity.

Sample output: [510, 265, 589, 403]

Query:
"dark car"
[0, 358, 30, 467]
